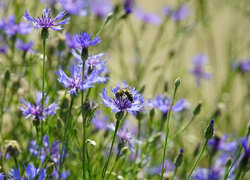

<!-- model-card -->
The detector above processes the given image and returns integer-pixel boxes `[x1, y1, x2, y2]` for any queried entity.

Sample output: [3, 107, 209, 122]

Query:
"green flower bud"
[174, 149, 184, 168]
[81, 48, 88, 62]
[4, 140, 21, 158]
[204, 119, 214, 140]
[174, 77, 181, 88]
[193, 102, 202, 116]
[115, 111, 124, 121]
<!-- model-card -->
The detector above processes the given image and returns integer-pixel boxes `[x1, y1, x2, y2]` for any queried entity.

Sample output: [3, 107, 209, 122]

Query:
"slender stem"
[160, 84, 179, 180]
[106, 150, 121, 180]
[186, 140, 208, 180]
[171, 167, 178, 180]
[86, 144, 92, 180]
[0, 137, 7, 180]
[101, 119, 121, 180]
[136, 119, 141, 157]
[13, 157, 18, 167]
[171, 115, 196, 140]
[58, 96, 75, 180]
[223, 166, 229, 180]
[82, 113, 86, 180]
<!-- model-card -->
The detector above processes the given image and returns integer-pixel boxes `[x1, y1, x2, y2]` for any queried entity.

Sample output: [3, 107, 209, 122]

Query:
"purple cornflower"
[242, 136, 250, 158]
[99, 83, 145, 114]
[90, 0, 113, 18]
[75, 32, 101, 50]
[23, 7, 70, 31]
[20, 91, 58, 121]
[8, 163, 46, 180]
[0, 45, 8, 54]
[16, 39, 34, 52]
[56, 63, 106, 95]
[208, 134, 238, 153]
[148, 159, 175, 175]
[4, 15, 32, 36]
[232, 58, 250, 73]
[149, 94, 185, 114]
[65, 33, 78, 49]
[239, 135, 250, 170]
[171, 4, 190, 21]
[92, 111, 108, 130]
[0, 173, 5, 180]
[134, 6, 162, 25]
[190, 54, 212, 86]
[57, 0, 87, 16]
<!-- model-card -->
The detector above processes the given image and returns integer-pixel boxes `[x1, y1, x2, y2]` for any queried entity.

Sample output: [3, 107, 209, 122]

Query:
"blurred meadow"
[0, 0, 249, 179]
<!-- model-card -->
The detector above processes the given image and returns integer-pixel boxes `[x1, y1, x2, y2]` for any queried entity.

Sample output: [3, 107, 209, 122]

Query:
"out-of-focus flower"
[208, 134, 238, 153]
[65, 33, 78, 49]
[4, 15, 32, 36]
[190, 54, 212, 86]
[8, 163, 46, 180]
[148, 159, 175, 175]
[0, 173, 5, 180]
[163, 4, 191, 21]
[100, 83, 145, 114]
[91, 111, 108, 130]
[90, 0, 113, 18]
[149, 94, 185, 114]
[123, 0, 135, 14]
[134, 6, 162, 25]
[16, 39, 34, 52]
[20, 91, 58, 121]
[57, 0, 87, 16]
[23, 7, 70, 31]
[232, 58, 250, 73]
[56, 63, 106, 95]
[40, 0, 57, 6]
[238, 135, 250, 170]
[75, 32, 101, 50]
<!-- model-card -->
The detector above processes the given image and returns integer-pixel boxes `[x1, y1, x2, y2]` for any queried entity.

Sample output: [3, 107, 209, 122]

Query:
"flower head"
[23, 7, 70, 31]
[75, 32, 101, 50]
[20, 91, 58, 121]
[57, 0, 87, 15]
[232, 58, 250, 73]
[90, 0, 113, 18]
[0, 173, 5, 180]
[148, 159, 175, 175]
[190, 54, 212, 86]
[134, 6, 162, 25]
[16, 39, 34, 52]
[100, 83, 145, 114]
[242, 136, 250, 158]
[65, 33, 78, 49]
[171, 4, 190, 21]
[91, 111, 108, 130]
[208, 134, 238, 153]
[149, 94, 185, 114]
[8, 164, 46, 180]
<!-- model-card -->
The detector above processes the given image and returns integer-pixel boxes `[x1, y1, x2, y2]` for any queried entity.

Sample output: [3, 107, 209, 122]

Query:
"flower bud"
[193, 143, 200, 157]
[225, 157, 232, 168]
[81, 48, 88, 62]
[193, 102, 202, 116]
[86, 139, 96, 147]
[174, 77, 181, 88]
[46, 162, 55, 177]
[148, 132, 161, 143]
[121, 147, 129, 156]
[174, 148, 184, 168]
[2, 70, 10, 88]
[4, 140, 21, 158]
[204, 119, 214, 140]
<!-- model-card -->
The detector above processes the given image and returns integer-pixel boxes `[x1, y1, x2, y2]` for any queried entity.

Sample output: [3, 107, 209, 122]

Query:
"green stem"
[186, 140, 208, 180]
[58, 96, 75, 180]
[225, 145, 242, 178]
[101, 118, 121, 179]
[223, 166, 229, 180]
[160, 82, 179, 180]
[0, 137, 7, 180]
[86, 144, 92, 180]
[171, 167, 178, 180]
[171, 115, 196, 140]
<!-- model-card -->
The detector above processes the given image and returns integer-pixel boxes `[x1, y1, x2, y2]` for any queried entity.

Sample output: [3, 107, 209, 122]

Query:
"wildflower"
[16, 39, 34, 52]
[23, 7, 70, 31]
[75, 32, 101, 50]
[239, 135, 250, 170]
[208, 134, 238, 153]
[4, 15, 32, 36]
[65, 33, 78, 49]
[92, 111, 108, 130]
[0, 173, 5, 180]
[232, 58, 250, 73]
[20, 91, 58, 123]
[149, 94, 185, 114]
[204, 119, 214, 140]
[134, 6, 162, 25]
[171, 4, 190, 21]
[90, 0, 113, 18]
[190, 54, 212, 86]
[8, 163, 46, 180]
[4, 140, 21, 158]
[56, 63, 106, 95]
[57, 0, 87, 16]
[99, 83, 145, 114]
[123, 0, 135, 14]
[148, 159, 175, 175]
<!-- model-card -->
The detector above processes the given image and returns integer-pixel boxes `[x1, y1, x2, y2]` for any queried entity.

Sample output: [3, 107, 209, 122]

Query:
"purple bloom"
[65, 33, 78, 49]
[208, 135, 238, 153]
[20, 91, 58, 121]
[57, 0, 87, 15]
[123, 0, 135, 14]
[56, 63, 106, 95]
[190, 54, 212, 86]
[232, 58, 250, 73]
[75, 32, 101, 50]
[92, 111, 108, 130]
[162, 6, 173, 17]
[4, 15, 32, 36]
[0, 173, 5, 180]
[9, 164, 46, 180]
[23, 7, 70, 31]
[134, 7, 162, 25]
[241, 135, 250, 159]
[148, 159, 175, 175]
[16, 39, 34, 52]
[0, 45, 8, 54]
[90, 0, 113, 18]
[99, 83, 145, 114]
[171, 4, 190, 21]
[149, 94, 185, 114]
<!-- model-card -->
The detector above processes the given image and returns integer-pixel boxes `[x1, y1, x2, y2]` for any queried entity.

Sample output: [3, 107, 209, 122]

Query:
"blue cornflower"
[8, 163, 46, 180]
[149, 94, 185, 114]
[0, 173, 5, 180]
[75, 32, 101, 50]
[242, 136, 250, 158]
[56, 63, 105, 95]
[100, 83, 145, 114]
[4, 15, 32, 36]
[57, 0, 87, 16]
[148, 159, 175, 175]
[190, 54, 212, 86]
[232, 58, 250, 73]
[208, 134, 238, 153]
[134, 6, 162, 25]
[90, 0, 113, 18]
[16, 39, 34, 52]
[20, 91, 58, 121]
[92, 111, 108, 130]
[23, 7, 70, 31]
[163, 4, 191, 22]
[65, 33, 78, 49]
[239, 135, 250, 170]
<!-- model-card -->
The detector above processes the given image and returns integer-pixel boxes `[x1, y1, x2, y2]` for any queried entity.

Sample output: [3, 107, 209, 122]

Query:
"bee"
[115, 88, 134, 103]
